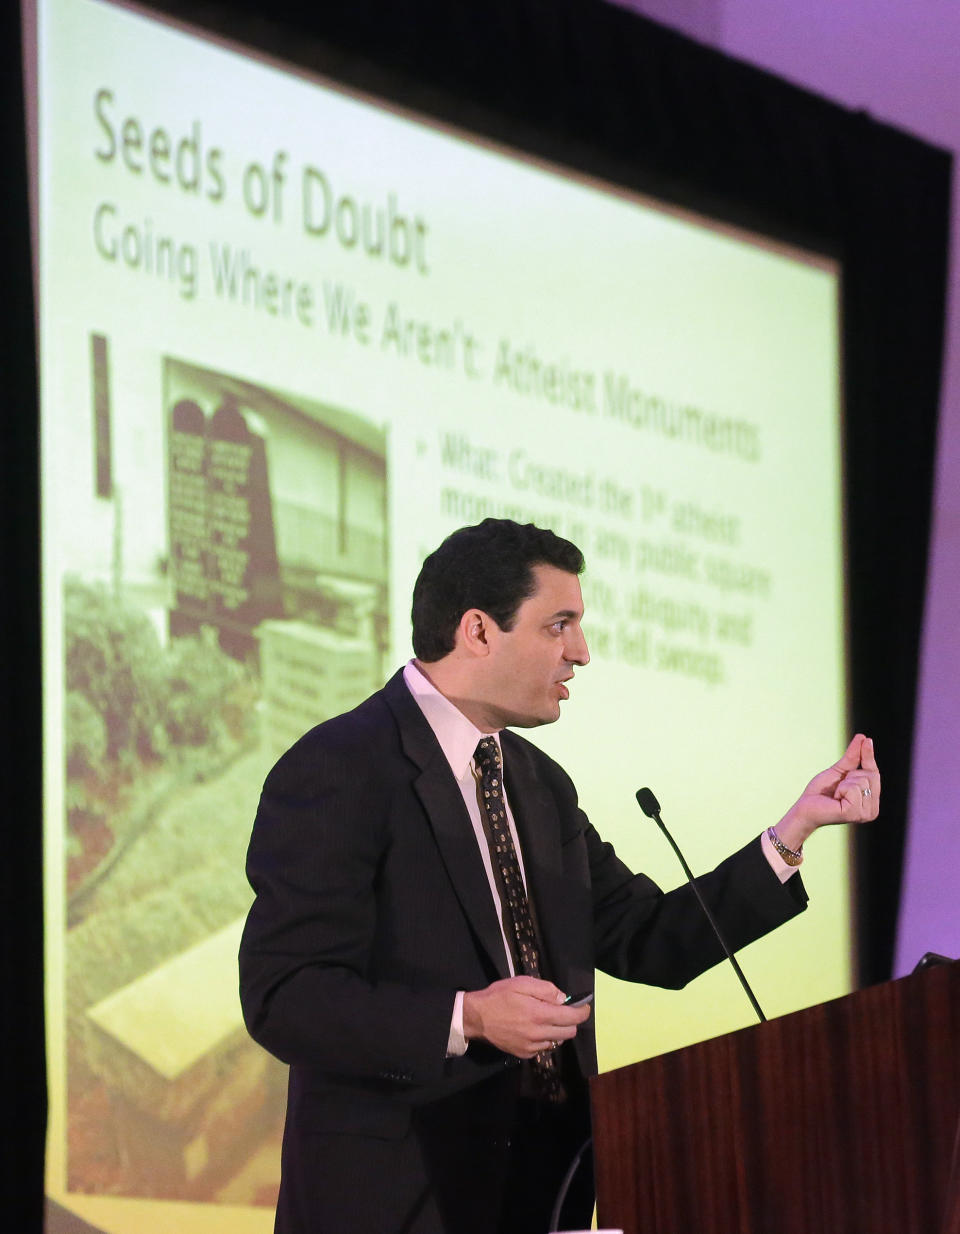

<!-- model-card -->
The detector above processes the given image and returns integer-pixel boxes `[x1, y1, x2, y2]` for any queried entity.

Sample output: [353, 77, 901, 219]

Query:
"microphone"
[635, 787, 767, 1024]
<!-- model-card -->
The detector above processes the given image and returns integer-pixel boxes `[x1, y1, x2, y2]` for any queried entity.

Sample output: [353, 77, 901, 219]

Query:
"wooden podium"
[590, 960, 960, 1234]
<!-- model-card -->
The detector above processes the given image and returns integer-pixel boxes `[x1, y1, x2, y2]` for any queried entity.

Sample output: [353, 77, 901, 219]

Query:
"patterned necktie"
[474, 736, 564, 1102]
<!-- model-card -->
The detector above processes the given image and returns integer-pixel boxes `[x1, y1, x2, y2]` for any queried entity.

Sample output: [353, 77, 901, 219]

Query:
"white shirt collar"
[402, 660, 500, 779]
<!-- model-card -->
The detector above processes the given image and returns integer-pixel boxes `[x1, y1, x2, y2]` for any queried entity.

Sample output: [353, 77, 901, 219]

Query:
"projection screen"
[32, 0, 848, 1228]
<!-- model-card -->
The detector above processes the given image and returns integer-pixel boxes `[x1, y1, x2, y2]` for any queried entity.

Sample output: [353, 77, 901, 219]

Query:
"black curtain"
[4, 0, 44, 1227]
[4, 0, 949, 1228]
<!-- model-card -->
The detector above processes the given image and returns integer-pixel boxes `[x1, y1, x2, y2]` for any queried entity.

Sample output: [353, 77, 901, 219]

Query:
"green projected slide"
[34, 0, 848, 1228]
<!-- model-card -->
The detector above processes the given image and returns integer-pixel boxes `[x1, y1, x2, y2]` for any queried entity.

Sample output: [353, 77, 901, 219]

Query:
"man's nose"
[565, 628, 589, 666]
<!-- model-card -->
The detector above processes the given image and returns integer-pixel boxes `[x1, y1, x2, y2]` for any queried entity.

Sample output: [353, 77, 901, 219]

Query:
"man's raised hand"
[775, 733, 880, 853]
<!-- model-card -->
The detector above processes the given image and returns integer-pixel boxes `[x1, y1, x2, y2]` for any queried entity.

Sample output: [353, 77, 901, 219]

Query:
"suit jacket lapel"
[381, 672, 511, 979]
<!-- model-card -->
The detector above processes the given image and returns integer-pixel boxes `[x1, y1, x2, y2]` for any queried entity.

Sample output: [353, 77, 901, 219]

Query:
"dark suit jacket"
[239, 670, 807, 1233]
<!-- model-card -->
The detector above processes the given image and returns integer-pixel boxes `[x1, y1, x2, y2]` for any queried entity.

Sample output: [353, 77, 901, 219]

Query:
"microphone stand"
[636, 787, 766, 1023]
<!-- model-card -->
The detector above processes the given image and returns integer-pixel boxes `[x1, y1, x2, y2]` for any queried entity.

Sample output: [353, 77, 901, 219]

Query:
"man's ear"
[457, 608, 494, 657]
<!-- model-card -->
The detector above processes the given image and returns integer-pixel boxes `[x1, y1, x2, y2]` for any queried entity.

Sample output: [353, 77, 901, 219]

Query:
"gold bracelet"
[767, 826, 803, 867]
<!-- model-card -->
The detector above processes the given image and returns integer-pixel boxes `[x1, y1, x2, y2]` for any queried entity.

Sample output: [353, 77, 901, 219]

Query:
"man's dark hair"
[411, 519, 585, 661]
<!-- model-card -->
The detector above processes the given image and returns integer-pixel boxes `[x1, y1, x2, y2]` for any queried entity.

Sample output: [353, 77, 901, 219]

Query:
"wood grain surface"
[591, 960, 960, 1234]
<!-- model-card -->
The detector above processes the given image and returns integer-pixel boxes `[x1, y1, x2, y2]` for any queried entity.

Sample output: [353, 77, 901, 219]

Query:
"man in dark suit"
[239, 519, 879, 1234]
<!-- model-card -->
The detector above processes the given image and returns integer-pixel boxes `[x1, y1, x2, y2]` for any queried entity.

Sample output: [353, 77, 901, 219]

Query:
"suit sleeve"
[585, 819, 808, 988]
[238, 735, 454, 1086]
[522, 740, 809, 989]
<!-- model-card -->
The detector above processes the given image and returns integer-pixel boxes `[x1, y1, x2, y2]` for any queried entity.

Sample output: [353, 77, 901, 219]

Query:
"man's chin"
[508, 705, 562, 729]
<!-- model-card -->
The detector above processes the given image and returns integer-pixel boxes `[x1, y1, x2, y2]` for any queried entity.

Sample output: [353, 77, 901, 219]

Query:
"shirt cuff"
[446, 990, 468, 1057]
[761, 829, 800, 883]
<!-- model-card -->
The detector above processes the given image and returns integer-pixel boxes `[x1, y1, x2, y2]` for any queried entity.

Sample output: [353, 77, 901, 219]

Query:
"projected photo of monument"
[164, 359, 390, 758]
[62, 345, 388, 1209]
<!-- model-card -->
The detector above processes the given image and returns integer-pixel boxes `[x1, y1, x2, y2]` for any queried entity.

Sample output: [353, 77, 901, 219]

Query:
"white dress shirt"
[404, 660, 531, 1055]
